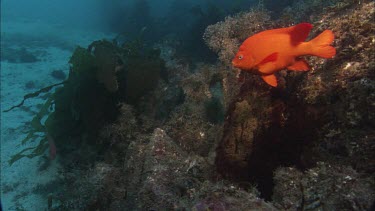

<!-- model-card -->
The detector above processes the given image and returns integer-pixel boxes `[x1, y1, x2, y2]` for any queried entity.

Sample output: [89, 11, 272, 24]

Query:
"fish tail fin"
[309, 30, 336, 58]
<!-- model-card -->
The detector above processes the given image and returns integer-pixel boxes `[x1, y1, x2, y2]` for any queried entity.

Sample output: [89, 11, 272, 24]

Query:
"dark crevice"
[216, 77, 327, 200]
[248, 93, 324, 200]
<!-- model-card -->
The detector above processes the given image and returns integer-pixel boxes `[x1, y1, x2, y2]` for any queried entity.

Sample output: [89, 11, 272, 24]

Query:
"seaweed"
[118, 38, 166, 105]
[9, 138, 49, 165]
[8, 38, 166, 165]
[3, 82, 64, 112]
[8, 96, 54, 165]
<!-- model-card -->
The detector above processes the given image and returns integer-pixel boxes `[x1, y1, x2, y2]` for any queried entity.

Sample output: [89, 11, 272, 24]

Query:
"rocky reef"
[211, 0, 375, 208]
[8, 0, 375, 210]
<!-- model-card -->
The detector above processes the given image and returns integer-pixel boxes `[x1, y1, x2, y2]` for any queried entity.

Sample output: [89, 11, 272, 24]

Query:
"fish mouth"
[231, 61, 246, 70]
[231, 60, 238, 67]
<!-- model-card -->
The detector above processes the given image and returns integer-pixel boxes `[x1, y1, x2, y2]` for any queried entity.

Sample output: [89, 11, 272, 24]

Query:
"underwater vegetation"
[6, 0, 375, 210]
[7, 38, 166, 165]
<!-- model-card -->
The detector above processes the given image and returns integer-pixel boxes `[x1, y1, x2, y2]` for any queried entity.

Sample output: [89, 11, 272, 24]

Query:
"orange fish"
[232, 23, 336, 87]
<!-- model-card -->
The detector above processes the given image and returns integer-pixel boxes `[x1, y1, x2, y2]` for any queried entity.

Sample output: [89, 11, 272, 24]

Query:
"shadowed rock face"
[216, 73, 328, 199]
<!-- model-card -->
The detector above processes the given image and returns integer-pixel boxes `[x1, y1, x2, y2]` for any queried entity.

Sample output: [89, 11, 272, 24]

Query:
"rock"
[121, 128, 211, 209]
[273, 163, 375, 210]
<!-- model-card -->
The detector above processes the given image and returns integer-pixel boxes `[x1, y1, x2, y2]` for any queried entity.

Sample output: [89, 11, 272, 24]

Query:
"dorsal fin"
[257, 52, 278, 66]
[290, 23, 313, 45]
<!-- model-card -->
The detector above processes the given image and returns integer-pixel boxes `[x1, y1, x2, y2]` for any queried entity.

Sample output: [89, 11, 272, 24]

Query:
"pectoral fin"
[257, 52, 278, 66]
[257, 53, 278, 74]
[287, 59, 310, 71]
[258, 62, 277, 74]
[261, 74, 278, 87]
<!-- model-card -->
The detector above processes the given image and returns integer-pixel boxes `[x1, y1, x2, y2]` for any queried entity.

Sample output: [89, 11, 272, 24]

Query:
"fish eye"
[238, 55, 243, 60]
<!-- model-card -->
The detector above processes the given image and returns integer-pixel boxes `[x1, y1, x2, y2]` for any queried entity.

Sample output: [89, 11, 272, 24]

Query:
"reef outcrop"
[211, 0, 375, 207]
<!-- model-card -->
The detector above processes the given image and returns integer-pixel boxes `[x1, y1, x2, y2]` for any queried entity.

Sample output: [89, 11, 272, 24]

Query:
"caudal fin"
[309, 30, 336, 58]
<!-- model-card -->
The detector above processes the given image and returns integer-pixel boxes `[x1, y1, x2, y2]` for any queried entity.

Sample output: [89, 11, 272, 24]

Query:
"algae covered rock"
[118, 128, 274, 210]
[273, 163, 375, 210]
[203, 9, 273, 65]
[120, 128, 213, 209]
[163, 64, 226, 157]
[192, 181, 276, 211]
[208, 1, 375, 206]
[216, 99, 259, 174]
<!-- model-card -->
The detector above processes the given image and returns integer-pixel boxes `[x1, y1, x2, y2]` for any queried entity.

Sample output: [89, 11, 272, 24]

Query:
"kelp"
[9, 137, 49, 165]
[8, 97, 54, 165]
[8, 38, 166, 165]
[69, 46, 96, 73]
[3, 82, 64, 112]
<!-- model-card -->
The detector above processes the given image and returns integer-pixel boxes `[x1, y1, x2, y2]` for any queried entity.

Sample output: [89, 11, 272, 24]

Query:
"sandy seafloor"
[1, 18, 113, 210]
